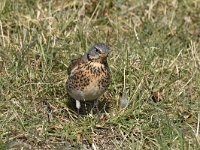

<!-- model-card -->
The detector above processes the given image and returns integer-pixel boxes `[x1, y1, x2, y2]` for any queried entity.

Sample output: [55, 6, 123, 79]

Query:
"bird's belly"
[68, 82, 105, 101]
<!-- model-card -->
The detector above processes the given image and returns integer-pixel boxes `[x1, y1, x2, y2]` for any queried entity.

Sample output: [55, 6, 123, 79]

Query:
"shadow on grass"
[66, 97, 111, 115]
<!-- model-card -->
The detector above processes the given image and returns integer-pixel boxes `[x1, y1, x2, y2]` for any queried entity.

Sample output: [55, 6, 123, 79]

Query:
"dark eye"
[95, 48, 101, 53]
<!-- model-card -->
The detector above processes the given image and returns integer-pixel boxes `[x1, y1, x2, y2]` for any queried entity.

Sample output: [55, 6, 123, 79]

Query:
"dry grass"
[0, 0, 200, 149]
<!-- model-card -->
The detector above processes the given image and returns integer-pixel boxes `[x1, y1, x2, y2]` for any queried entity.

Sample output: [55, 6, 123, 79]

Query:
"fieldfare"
[66, 43, 111, 116]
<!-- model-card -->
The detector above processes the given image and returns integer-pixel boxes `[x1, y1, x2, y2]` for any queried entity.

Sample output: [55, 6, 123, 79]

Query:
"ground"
[0, 0, 200, 149]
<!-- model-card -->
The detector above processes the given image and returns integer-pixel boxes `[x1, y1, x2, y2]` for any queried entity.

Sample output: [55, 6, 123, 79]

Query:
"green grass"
[1, 0, 200, 149]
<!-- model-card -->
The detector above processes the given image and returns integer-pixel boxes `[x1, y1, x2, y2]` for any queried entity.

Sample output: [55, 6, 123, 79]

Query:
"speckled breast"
[67, 62, 111, 101]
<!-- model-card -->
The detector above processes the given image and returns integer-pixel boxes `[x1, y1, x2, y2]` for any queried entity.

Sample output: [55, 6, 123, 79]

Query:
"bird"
[66, 43, 111, 117]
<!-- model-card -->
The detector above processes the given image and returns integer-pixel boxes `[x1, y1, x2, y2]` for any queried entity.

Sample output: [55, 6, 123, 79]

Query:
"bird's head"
[86, 43, 110, 63]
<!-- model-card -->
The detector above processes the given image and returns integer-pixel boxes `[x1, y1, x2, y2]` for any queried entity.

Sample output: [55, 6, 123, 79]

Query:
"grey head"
[85, 43, 110, 63]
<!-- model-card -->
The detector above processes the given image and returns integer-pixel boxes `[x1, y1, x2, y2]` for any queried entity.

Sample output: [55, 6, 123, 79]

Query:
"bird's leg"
[94, 99, 99, 114]
[76, 100, 81, 119]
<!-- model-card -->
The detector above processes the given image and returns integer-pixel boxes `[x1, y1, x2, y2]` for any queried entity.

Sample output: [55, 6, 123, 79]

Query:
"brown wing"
[67, 57, 82, 75]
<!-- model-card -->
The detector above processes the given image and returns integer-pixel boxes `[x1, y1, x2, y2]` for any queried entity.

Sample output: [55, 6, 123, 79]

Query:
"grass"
[0, 0, 200, 149]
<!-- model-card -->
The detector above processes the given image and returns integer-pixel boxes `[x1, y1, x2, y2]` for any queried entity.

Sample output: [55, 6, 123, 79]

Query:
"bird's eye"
[95, 48, 101, 54]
